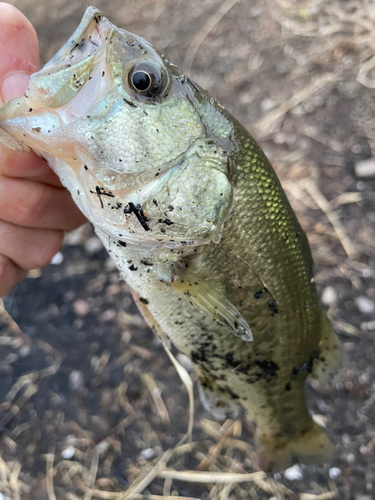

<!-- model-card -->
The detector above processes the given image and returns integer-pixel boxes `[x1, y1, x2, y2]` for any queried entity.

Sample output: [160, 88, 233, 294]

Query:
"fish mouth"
[28, 7, 115, 110]
[40, 7, 113, 73]
[0, 8, 117, 163]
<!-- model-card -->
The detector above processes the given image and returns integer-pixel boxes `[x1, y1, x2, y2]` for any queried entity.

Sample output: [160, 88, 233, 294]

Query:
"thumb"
[0, 2, 39, 104]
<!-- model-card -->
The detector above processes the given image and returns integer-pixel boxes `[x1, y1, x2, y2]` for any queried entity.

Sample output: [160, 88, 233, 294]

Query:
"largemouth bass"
[0, 7, 345, 471]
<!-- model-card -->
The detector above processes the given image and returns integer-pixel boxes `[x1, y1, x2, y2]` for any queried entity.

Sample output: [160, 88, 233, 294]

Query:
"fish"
[0, 7, 345, 471]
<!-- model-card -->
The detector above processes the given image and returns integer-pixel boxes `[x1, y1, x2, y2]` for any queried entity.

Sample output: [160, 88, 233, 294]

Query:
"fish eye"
[127, 61, 168, 98]
[132, 71, 152, 92]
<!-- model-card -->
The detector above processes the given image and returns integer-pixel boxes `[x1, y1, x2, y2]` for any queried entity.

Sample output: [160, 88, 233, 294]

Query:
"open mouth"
[40, 7, 113, 74]
[0, 8, 117, 165]
[29, 8, 114, 110]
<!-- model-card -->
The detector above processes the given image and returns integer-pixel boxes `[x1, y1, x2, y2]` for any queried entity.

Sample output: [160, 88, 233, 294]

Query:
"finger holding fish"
[0, 3, 86, 297]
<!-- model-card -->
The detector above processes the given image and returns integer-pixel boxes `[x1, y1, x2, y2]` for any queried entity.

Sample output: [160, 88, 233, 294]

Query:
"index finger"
[0, 3, 60, 185]
[0, 2, 39, 102]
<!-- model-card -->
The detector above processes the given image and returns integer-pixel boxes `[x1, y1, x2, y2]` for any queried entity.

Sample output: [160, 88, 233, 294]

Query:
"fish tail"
[310, 314, 347, 384]
[257, 420, 335, 472]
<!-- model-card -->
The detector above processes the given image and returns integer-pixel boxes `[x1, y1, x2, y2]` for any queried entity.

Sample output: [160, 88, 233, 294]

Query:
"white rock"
[291, 104, 306, 116]
[51, 251, 64, 265]
[346, 452, 355, 463]
[355, 158, 375, 178]
[140, 448, 155, 460]
[355, 296, 375, 314]
[84, 236, 103, 255]
[359, 372, 370, 384]
[65, 434, 78, 446]
[284, 464, 303, 480]
[329, 467, 341, 479]
[69, 370, 84, 391]
[105, 257, 117, 271]
[64, 226, 87, 245]
[19, 345, 31, 357]
[361, 320, 375, 332]
[261, 98, 276, 112]
[355, 495, 372, 500]
[321, 286, 337, 306]
[362, 268, 372, 278]
[62, 445, 75, 459]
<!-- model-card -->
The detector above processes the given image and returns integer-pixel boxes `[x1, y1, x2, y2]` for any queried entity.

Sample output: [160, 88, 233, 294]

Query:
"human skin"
[0, 2, 86, 297]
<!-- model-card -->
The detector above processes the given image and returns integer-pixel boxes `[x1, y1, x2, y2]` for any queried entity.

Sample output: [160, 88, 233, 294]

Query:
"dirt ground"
[1, 0, 375, 498]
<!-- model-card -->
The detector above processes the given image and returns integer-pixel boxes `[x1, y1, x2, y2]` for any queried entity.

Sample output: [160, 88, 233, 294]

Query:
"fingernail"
[1, 72, 31, 103]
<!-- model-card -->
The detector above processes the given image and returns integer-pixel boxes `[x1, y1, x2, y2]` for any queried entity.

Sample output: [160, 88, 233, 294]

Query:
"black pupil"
[132, 71, 151, 91]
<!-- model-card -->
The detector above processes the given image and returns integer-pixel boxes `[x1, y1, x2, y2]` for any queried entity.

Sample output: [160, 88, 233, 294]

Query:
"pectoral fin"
[0, 127, 28, 152]
[171, 261, 253, 342]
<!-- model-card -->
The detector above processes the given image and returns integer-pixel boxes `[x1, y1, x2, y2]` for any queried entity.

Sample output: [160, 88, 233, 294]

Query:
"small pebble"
[102, 309, 116, 322]
[261, 98, 276, 112]
[51, 251, 64, 265]
[69, 370, 84, 391]
[84, 236, 103, 255]
[355, 158, 375, 178]
[355, 296, 375, 314]
[361, 320, 375, 331]
[105, 257, 117, 271]
[291, 104, 305, 116]
[5, 353, 18, 364]
[62, 445, 75, 460]
[359, 372, 370, 384]
[329, 467, 341, 479]
[321, 286, 337, 306]
[140, 448, 155, 460]
[65, 434, 78, 446]
[64, 226, 87, 245]
[346, 452, 355, 463]
[355, 495, 372, 500]
[284, 464, 303, 480]
[362, 268, 372, 278]
[107, 284, 121, 295]
[73, 299, 90, 317]
[19, 345, 31, 357]
[29, 409, 37, 420]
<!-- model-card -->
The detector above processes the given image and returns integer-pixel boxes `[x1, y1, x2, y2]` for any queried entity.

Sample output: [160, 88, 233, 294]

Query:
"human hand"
[0, 3, 87, 297]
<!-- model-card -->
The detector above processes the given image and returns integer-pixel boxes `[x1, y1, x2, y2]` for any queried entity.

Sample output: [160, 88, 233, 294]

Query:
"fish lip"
[41, 7, 113, 71]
